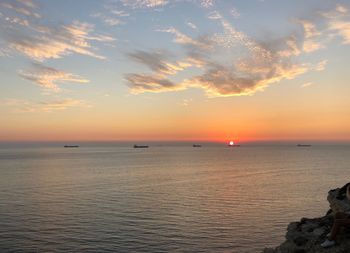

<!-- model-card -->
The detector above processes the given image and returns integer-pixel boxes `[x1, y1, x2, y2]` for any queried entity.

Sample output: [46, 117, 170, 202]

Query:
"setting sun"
[229, 141, 234, 146]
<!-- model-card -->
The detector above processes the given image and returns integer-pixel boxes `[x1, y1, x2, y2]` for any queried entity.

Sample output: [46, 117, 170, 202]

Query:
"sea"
[0, 143, 349, 253]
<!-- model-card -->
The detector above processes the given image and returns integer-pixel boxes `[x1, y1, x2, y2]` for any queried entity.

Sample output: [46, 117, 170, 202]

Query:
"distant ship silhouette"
[297, 144, 311, 147]
[133, 145, 149, 148]
[64, 145, 79, 148]
[192, 144, 202, 147]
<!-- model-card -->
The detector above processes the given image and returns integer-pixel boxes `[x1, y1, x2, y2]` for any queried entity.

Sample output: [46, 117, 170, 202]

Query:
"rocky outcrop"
[263, 186, 350, 253]
[328, 188, 350, 214]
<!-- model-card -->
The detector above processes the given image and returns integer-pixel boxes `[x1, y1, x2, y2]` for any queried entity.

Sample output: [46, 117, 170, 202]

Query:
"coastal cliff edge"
[263, 185, 350, 253]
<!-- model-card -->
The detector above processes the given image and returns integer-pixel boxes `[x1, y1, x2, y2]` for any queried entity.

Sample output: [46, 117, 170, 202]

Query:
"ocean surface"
[0, 143, 349, 252]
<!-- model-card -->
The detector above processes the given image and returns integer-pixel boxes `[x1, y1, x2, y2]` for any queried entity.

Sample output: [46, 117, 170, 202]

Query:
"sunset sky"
[1, 0, 350, 142]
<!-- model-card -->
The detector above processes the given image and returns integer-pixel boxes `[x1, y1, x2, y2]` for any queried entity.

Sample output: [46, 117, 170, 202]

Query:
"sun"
[229, 141, 234, 146]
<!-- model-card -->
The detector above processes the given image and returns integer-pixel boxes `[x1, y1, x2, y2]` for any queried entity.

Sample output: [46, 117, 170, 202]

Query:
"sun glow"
[229, 141, 234, 146]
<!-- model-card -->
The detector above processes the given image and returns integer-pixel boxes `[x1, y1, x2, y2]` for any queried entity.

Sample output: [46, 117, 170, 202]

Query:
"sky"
[1, 0, 350, 143]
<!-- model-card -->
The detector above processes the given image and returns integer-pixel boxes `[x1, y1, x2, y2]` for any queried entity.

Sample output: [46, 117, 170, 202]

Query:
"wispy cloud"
[125, 73, 184, 94]
[208, 10, 222, 20]
[180, 98, 193, 106]
[157, 27, 203, 47]
[297, 19, 323, 53]
[91, 3, 130, 27]
[313, 60, 327, 71]
[301, 82, 313, 88]
[19, 63, 89, 91]
[125, 49, 192, 93]
[186, 22, 197, 30]
[200, 0, 215, 8]
[126, 12, 323, 97]
[92, 13, 122, 26]
[230, 7, 240, 19]
[1, 4, 115, 61]
[128, 50, 191, 76]
[336, 4, 348, 14]
[121, 0, 168, 9]
[0, 0, 41, 18]
[329, 20, 350, 44]
[10, 21, 114, 61]
[4, 98, 86, 113]
[110, 9, 130, 17]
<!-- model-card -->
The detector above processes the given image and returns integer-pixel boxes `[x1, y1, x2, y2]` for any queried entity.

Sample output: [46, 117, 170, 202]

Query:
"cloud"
[157, 27, 205, 47]
[1, 5, 115, 61]
[186, 22, 197, 29]
[302, 39, 323, 53]
[335, 4, 348, 14]
[110, 9, 130, 17]
[91, 4, 130, 27]
[316, 4, 350, 46]
[312, 59, 327, 71]
[299, 20, 320, 39]
[19, 63, 89, 91]
[92, 13, 122, 26]
[12, 21, 114, 61]
[3, 16, 30, 27]
[208, 11, 222, 20]
[277, 36, 301, 57]
[321, 4, 348, 19]
[0, 45, 11, 57]
[184, 61, 309, 97]
[121, 0, 168, 8]
[125, 73, 184, 94]
[301, 82, 313, 88]
[297, 20, 323, 53]
[181, 98, 192, 106]
[125, 49, 193, 93]
[200, 0, 215, 8]
[329, 20, 350, 44]
[0, 0, 41, 18]
[185, 21, 321, 96]
[230, 8, 240, 19]
[125, 13, 320, 97]
[128, 50, 191, 76]
[4, 98, 86, 112]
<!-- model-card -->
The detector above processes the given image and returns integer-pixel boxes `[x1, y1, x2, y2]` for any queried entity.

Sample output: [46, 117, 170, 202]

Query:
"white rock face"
[262, 186, 350, 253]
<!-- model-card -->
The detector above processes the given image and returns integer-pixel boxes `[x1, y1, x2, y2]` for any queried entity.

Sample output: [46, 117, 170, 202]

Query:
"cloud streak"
[157, 27, 207, 47]
[8, 21, 114, 61]
[125, 73, 184, 94]
[121, 0, 168, 9]
[126, 12, 314, 96]
[125, 4, 350, 97]
[0, 0, 41, 18]
[128, 50, 191, 76]
[5, 98, 86, 113]
[0, 3, 115, 62]
[19, 63, 89, 91]
[329, 20, 350, 44]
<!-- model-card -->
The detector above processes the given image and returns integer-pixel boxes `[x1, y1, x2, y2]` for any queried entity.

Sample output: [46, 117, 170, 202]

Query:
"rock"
[294, 236, 308, 246]
[326, 209, 333, 215]
[262, 248, 275, 253]
[262, 184, 350, 253]
[327, 188, 350, 214]
[293, 249, 306, 253]
[312, 227, 325, 236]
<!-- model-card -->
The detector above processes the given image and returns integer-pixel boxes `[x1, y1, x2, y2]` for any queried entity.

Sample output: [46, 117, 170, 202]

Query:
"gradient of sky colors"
[1, 0, 350, 142]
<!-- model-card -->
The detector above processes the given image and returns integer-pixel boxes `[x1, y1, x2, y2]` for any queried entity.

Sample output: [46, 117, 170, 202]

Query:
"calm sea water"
[0, 144, 349, 252]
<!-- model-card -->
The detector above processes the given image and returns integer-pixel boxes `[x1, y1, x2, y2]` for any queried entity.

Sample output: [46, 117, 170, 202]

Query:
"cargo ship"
[133, 145, 149, 148]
